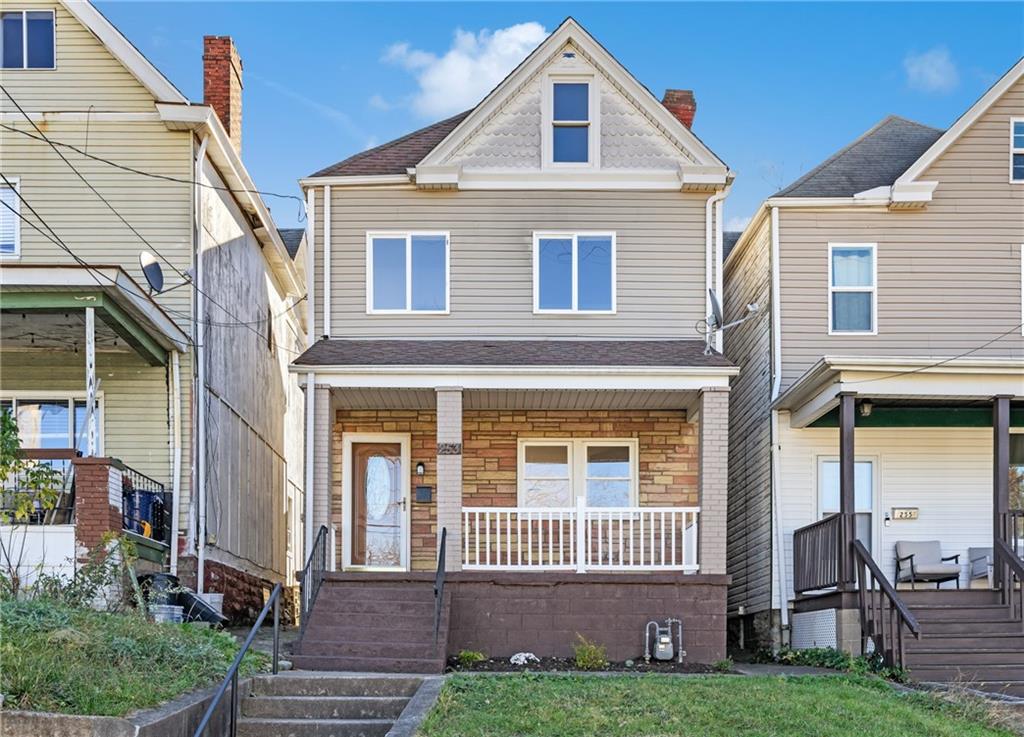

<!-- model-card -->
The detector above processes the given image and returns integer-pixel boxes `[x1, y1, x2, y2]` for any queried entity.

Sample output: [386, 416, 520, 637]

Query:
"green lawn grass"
[0, 599, 265, 716]
[418, 673, 1014, 737]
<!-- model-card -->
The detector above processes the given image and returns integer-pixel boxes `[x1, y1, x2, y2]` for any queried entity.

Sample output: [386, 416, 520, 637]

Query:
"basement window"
[1, 10, 55, 69]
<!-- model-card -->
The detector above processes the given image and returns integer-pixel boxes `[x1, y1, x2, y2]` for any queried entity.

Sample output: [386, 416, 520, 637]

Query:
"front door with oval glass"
[346, 438, 409, 569]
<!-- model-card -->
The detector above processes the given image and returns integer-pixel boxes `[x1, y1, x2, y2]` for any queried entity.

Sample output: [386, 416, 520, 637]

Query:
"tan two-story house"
[292, 18, 737, 671]
[0, 0, 307, 620]
[724, 58, 1024, 695]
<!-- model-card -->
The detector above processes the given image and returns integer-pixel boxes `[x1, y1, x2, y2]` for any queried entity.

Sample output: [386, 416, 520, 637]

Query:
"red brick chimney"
[203, 36, 243, 154]
[662, 89, 696, 129]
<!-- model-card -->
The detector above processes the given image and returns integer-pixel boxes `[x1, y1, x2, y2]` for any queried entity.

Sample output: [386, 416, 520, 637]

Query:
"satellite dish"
[708, 288, 724, 329]
[139, 251, 164, 294]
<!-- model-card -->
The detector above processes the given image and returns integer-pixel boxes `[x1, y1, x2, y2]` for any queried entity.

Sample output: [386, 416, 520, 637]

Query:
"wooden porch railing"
[1005, 510, 1024, 559]
[792, 513, 842, 594]
[462, 500, 700, 572]
[852, 539, 920, 671]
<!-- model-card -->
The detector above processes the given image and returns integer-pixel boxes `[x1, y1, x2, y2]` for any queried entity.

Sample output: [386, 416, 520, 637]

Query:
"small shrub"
[713, 657, 734, 673]
[762, 646, 907, 682]
[572, 633, 607, 671]
[456, 649, 487, 667]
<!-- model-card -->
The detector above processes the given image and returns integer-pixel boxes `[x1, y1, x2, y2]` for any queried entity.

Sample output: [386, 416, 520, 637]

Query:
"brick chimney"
[203, 36, 243, 154]
[662, 89, 696, 129]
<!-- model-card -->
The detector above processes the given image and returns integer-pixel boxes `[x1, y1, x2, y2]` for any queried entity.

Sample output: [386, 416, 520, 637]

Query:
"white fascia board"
[290, 365, 737, 392]
[890, 180, 938, 203]
[765, 196, 891, 209]
[897, 57, 1024, 184]
[447, 168, 687, 190]
[60, 1, 188, 104]
[722, 203, 770, 272]
[298, 174, 413, 188]
[418, 18, 726, 171]
[158, 104, 304, 298]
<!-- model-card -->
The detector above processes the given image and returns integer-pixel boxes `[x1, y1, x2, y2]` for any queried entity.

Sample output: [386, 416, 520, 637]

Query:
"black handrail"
[193, 582, 282, 737]
[852, 540, 920, 670]
[300, 525, 329, 631]
[994, 537, 1024, 628]
[433, 527, 447, 649]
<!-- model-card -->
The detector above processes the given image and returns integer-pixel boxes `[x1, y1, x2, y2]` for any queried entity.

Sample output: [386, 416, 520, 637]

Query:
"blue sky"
[97, 1, 1023, 229]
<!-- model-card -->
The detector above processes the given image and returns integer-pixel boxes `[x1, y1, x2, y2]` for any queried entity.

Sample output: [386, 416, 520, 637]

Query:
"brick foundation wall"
[448, 574, 727, 662]
[178, 554, 297, 625]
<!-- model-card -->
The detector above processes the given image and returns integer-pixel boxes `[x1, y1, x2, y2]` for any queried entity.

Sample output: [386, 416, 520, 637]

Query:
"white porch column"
[697, 387, 729, 575]
[84, 307, 97, 456]
[435, 387, 463, 571]
[312, 384, 333, 569]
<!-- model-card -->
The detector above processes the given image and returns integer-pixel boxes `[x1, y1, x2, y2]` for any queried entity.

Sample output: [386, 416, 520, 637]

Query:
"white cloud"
[384, 22, 548, 118]
[904, 46, 959, 94]
[368, 94, 393, 111]
[725, 216, 751, 233]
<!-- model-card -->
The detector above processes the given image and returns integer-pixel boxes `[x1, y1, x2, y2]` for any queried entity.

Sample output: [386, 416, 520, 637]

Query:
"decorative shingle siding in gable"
[776, 76, 1024, 392]
[444, 74, 542, 169]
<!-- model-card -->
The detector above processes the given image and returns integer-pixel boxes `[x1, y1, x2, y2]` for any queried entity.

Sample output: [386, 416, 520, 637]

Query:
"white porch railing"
[462, 498, 700, 573]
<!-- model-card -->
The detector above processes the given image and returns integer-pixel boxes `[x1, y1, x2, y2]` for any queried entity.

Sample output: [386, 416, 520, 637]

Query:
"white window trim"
[0, 391, 104, 453]
[827, 242, 877, 336]
[1011, 117, 1024, 184]
[0, 176, 20, 259]
[541, 75, 601, 169]
[1, 9, 56, 70]
[532, 231, 617, 314]
[516, 438, 639, 507]
[365, 231, 450, 315]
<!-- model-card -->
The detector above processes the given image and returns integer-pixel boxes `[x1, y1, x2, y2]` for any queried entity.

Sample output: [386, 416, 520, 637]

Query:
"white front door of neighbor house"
[818, 458, 876, 554]
[342, 434, 411, 570]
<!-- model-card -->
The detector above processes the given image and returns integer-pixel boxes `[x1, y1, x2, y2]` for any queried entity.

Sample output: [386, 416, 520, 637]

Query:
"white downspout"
[704, 186, 730, 347]
[304, 372, 316, 559]
[169, 350, 182, 575]
[768, 205, 790, 637]
[194, 134, 210, 594]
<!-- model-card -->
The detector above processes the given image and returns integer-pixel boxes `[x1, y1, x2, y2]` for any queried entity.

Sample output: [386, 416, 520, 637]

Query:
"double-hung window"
[366, 232, 449, 313]
[828, 243, 876, 334]
[1012, 118, 1024, 183]
[551, 81, 590, 163]
[518, 439, 637, 508]
[0, 396, 95, 453]
[0, 178, 19, 257]
[1, 10, 55, 69]
[534, 232, 615, 313]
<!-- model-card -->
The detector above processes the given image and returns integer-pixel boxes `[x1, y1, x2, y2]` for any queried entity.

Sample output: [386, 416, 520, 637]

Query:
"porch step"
[897, 590, 1003, 606]
[908, 633, 1024, 650]
[300, 625, 437, 645]
[290, 655, 446, 673]
[911, 604, 1014, 622]
[920, 618, 1023, 635]
[237, 673, 425, 737]
[906, 649, 1024, 666]
[906, 664, 1024, 683]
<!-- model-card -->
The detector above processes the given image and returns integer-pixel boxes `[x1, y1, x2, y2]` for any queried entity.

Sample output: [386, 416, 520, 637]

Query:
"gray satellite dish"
[139, 251, 164, 294]
[708, 288, 724, 329]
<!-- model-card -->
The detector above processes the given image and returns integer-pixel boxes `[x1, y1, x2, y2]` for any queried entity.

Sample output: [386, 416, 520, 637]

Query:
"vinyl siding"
[777, 417, 994, 601]
[0, 0, 157, 112]
[777, 77, 1024, 391]
[314, 188, 711, 340]
[723, 215, 773, 614]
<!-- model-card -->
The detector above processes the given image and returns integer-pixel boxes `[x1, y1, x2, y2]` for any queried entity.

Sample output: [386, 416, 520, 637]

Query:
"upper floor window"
[366, 232, 448, 314]
[828, 243, 876, 334]
[533, 232, 615, 313]
[0, 179, 20, 258]
[1, 10, 55, 69]
[552, 82, 590, 163]
[1012, 119, 1024, 182]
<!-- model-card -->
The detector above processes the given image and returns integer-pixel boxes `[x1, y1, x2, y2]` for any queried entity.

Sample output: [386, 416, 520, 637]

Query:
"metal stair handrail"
[434, 527, 447, 649]
[300, 524, 330, 628]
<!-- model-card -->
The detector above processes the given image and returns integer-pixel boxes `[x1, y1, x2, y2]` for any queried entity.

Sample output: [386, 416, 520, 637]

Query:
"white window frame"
[516, 438, 639, 507]
[0, 176, 20, 259]
[0, 391, 104, 453]
[365, 231, 450, 315]
[1011, 117, 1024, 184]
[815, 455, 880, 556]
[532, 231, 616, 314]
[0, 9, 56, 70]
[827, 242, 877, 335]
[542, 75, 601, 169]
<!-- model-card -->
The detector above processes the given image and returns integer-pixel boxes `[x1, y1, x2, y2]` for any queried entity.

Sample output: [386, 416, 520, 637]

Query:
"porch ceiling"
[331, 387, 700, 412]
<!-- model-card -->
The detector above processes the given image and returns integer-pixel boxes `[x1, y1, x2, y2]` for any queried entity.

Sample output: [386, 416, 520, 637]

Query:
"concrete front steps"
[901, 589, 1024, 698]
[293, 576, 450, 673]
[238, 673, 425, 737]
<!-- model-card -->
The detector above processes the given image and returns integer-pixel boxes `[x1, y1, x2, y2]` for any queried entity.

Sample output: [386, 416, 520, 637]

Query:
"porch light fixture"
[416, 462, 425, 477]
[858, 400, 873, 418]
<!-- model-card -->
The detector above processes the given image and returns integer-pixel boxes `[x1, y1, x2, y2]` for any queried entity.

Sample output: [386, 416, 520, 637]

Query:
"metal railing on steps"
[852, 539, 920, 670]
[299, 524, 330, 631]
[433, 527, 447, 650]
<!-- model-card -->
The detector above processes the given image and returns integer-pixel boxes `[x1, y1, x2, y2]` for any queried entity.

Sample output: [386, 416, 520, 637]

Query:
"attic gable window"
[1012, 119, 1024, 182]
[1, 10, 55, 69]
[546, 78, 598, 167]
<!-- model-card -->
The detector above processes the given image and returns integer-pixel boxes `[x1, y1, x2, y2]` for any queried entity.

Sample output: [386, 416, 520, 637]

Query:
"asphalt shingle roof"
[723, 231, 742, 261]
[276, 228, 304, 260]
[309, 111, 471, 178]
[294, 339, 733, 369]
[774, 116, 944, 198]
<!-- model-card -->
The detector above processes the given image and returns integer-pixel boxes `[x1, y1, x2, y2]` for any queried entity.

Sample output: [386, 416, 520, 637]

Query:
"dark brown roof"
[309, 111, 471, 178]
[294, 339, 733, 368]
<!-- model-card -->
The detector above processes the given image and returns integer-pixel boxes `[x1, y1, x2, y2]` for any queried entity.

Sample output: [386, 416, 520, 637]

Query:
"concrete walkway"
[732, 663, 847, 677]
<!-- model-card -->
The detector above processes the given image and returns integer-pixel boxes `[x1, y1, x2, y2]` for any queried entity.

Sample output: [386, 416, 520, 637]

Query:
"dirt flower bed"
[446, 655, 728, 674]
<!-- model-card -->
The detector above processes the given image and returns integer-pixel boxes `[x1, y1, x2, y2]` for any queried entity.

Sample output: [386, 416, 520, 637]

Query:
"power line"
[0, 120, 306, 220]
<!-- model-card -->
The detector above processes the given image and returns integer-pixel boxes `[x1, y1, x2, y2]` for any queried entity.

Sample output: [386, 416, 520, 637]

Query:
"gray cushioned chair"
[968, 547, 992, 588]
[895, 540, 961, 589]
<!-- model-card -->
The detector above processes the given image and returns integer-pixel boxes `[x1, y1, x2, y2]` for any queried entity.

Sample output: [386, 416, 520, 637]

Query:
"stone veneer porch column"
[312, 385, 333, 566]
[436, 387, 463, 571]
[697, 388, 729, 575]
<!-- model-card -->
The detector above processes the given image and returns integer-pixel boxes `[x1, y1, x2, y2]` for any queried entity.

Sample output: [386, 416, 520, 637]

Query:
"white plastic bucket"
[198, 593, 224, 616]
[150, 604, 184, 624]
